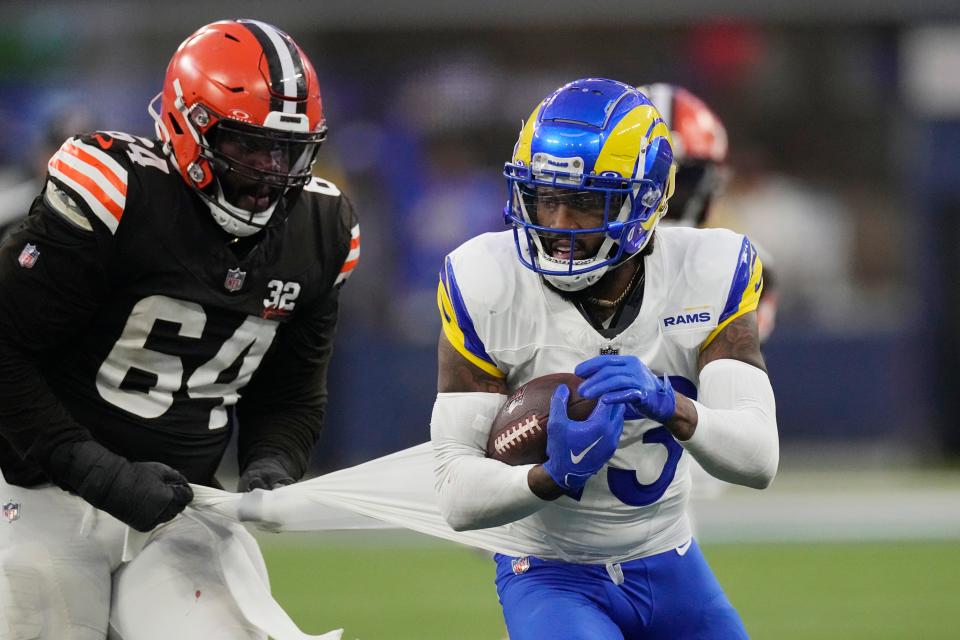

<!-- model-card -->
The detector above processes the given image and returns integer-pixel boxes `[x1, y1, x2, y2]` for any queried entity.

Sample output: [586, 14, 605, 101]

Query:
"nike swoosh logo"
[570, 436, 604, 464]
[675, 539, 693, 556]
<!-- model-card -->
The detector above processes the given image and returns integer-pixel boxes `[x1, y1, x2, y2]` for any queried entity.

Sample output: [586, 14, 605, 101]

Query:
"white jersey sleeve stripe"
[69, 139, 129, 190]
[56, 144, 127, 207]
[333, 223, 360, 286]
[45, 138, 129, 234]
[47, 160, 122, 234]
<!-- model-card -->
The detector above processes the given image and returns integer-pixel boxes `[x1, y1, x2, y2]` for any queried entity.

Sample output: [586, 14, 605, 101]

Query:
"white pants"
[0, 475, 267, 640]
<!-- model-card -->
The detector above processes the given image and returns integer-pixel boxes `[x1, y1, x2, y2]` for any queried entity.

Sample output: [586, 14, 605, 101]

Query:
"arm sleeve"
[430, 392, 545, 531]
[682, 358, 779, 489]
[0, 189, 113, 463]
[236, 284, 340, 481]
[236, 195, 356, 480]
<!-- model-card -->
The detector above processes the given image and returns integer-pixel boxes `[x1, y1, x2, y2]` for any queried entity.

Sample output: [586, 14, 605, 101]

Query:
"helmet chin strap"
[206, 183, 279, 237]
[543, 266, 609, 292]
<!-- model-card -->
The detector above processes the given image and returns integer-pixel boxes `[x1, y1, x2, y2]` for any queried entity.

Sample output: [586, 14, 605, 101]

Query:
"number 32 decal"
[96, 295, 277, 429]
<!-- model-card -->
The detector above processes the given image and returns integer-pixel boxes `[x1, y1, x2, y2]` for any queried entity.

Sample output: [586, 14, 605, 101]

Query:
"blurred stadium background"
[3, 0, 960, 637]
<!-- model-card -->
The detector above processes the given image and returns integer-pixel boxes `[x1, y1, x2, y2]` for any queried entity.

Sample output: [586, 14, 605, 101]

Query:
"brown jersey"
[0, 131, 359, 485]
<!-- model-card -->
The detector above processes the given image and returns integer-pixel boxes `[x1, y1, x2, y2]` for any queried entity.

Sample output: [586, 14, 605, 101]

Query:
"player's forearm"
[238, 296, 338, 478]
[237, 410, 321, 479]
[681, 359, 779, 489]
[431, 392, 546, 531]
[433, 446, 543, 530]
[0, 337, 92, 463]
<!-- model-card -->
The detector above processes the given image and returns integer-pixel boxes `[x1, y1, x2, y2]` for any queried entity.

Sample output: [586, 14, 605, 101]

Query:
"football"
[486, 372, 598, 465]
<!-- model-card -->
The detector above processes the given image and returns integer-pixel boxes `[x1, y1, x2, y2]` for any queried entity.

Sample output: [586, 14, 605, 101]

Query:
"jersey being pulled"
[0, 131, 359, 486]
[437, 228, 762, 562]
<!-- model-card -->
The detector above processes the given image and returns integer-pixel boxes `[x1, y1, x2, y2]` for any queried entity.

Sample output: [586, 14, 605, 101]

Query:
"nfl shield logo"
[2, 501, 20, 523]
[17, 243, 39, 269]
[511, 556, 531, 575]
[599, 345, 620, 356]
[224, 268, 246, 292]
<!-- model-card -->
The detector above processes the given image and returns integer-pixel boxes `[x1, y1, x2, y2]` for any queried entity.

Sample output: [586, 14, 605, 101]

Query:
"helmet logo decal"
[230, 109, 252, 122]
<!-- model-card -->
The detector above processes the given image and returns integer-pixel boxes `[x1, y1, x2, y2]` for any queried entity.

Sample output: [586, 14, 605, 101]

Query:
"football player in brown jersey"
[0, 20, 357, 640]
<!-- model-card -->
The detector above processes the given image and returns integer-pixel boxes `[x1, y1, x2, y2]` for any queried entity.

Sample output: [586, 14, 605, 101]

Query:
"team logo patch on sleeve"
[2, 500, 20, 523]
[17, 244, 40, 269]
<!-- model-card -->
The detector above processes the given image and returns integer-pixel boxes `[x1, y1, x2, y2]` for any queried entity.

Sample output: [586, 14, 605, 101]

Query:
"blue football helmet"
[503, 78, 676, 291]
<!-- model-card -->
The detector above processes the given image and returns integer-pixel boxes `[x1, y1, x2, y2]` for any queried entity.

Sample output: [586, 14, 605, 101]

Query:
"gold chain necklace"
[584, 264, 644, 308]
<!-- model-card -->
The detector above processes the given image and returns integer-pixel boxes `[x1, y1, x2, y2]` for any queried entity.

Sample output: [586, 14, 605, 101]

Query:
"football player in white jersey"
[431, 78, 779, 639]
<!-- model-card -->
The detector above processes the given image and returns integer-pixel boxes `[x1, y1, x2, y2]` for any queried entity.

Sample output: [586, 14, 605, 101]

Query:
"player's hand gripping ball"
[486, 373, 597, 465]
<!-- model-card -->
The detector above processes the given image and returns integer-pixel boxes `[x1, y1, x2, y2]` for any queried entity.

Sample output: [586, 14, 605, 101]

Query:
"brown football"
[486, 372, 598, 466]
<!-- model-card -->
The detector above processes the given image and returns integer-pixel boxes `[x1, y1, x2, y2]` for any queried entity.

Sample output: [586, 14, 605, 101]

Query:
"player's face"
[214, 130, 292, 213]
[529, 186, 611, 261]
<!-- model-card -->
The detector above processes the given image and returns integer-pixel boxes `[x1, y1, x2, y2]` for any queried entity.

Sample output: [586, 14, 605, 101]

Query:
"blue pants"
[494, 540, 747, 639]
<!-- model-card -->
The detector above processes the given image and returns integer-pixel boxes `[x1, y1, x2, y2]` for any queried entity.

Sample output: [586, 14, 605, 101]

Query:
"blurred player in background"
[0, 19, 356, 640]
[643, 82, 778, 343]
[432, 78, 778, 639]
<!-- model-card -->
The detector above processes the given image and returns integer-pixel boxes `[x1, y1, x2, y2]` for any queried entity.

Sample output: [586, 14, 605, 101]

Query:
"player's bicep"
[436, 255, 506, 393]
[0, 198, 111, 350]
[697, 311, 766, 372]
[437, 330, 507, 394]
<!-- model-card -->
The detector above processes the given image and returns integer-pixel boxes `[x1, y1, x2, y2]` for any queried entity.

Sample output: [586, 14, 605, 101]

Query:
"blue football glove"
[575, 355, 677, 423]
[542, 384, 626, 491]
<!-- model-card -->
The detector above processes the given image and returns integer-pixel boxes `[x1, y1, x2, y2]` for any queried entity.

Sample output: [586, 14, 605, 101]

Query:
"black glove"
[45, 440, 193, 532]
[237, 457, 295, 492]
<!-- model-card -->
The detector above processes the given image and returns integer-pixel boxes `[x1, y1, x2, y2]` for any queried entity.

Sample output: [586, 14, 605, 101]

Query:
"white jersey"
[437, 227, 762, 563]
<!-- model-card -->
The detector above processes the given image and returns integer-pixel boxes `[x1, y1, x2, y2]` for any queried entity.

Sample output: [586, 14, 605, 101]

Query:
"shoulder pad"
[442, 232, 519, 316]
[45, 131, 169, 235]
[299, 178, 358, 287]
[436, 233, 517, 379]
[670, 228, 763, 347]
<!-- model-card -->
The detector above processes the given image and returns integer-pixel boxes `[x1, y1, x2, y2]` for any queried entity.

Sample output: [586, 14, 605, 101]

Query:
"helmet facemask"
[200, 118, 324, 236]
[503, 79, 676, 292]
[504, 144, 672, 292]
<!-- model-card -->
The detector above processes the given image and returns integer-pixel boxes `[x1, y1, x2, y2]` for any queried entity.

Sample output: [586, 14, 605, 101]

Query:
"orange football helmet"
[149, 19, 326, 236]
[640, 83, 728, 227]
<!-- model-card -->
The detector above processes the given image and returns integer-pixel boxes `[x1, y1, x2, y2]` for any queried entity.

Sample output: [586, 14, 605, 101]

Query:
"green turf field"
[261, 536, 960, 639]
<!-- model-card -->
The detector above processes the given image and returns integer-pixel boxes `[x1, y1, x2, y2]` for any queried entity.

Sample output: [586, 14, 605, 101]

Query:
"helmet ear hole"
[166, 113, 183, 136]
